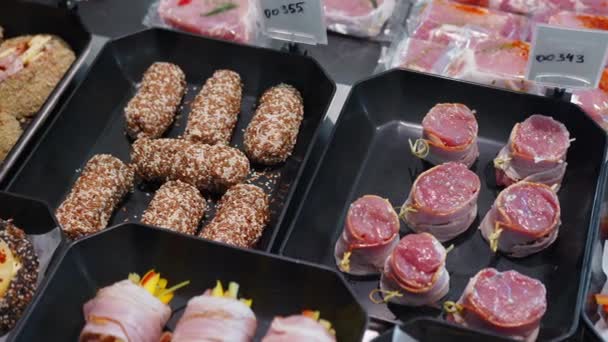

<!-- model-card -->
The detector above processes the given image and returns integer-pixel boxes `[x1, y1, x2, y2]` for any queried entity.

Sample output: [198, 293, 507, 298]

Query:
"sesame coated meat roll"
[131, 138, 250, 193]
[184, 70, 242, 145]
[244, 84, 304, 165]
[200, 184, 269, 248]
[125, 62, 186, 139]
[56, 154, 134, 239]
[141, 180, 207, 235]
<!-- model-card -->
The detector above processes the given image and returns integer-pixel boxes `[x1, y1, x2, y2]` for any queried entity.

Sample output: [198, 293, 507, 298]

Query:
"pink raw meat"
[394, 38, 453, 73]
[262, 315, 336, 342]
[572, 88, 608, 130]
[548, 11, 608, 29]
[448, 268, 547, 341]
[452, 0, 573, 15]
[379, 233, 450, 306]
[401, 162, 480, 242]
[324, 0, 396, 37]
[494, 115, 570, 189]
[334, 195, 400, 275]
[480, 182, 561, 257]
[410, 0, 530, 42]
[158, 0, 252, 43]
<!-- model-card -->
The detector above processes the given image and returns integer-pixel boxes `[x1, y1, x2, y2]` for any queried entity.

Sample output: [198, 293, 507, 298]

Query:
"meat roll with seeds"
[131, 138, 249, 193]
[124, 62, 186, 139]
[200, 184, 269, 248]
[0, 219, 39, 333]
[244, 84, 304, 165]
[56, 154, 134, 239]
[141, 180, 206, 235]
[184, 69, 242, 145]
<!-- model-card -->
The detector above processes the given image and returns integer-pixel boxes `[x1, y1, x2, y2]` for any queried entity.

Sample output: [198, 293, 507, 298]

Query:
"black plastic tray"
[4, 28, 335, 252]
[9, 223, 367, 341]
[0, 191, 60, 240]
[0, 0, 92, 183]
[280, 69, 608, 341]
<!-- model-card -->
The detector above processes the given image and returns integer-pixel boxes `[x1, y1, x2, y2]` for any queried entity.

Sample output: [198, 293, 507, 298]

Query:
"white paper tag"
[526, 24, 608, 89]
[258, 0, 328, 45]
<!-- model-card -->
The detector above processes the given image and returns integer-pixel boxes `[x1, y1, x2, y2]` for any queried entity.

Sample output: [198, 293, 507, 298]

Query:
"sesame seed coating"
[244, 84, 304, 165]
[124, 62, 186, 139]
[56, 154, 134, 239]
[184, 69, 242, 145]
[0, 220, 39, 333]
[200, 184, 269, 248]
[141, 180, 206, 235]
[131, 138, 250, 193]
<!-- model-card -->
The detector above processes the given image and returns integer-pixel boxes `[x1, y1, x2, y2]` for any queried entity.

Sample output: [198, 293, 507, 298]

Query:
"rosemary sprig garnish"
[202, 2, 238, 16]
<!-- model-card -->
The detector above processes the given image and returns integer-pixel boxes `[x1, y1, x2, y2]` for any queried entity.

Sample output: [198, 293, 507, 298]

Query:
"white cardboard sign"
[526, 24, 608, 89]
[258, 0, 328, 45]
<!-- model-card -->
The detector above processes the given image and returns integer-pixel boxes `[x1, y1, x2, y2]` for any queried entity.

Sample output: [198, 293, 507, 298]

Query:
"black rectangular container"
[0, 0, 92, 182]
[4, 28, 335, 252]
[280, 69, 607, 341]
[10, 223, 367, 341]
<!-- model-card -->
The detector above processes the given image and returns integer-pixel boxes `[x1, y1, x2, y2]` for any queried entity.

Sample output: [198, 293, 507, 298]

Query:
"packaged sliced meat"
[334, 195, 400, 276]
[547, 11, 608, 29]
[572, 88, 608, 130]
[410, 103, 479, 168]
[376, 233, 449, 306]
[262, 311, 336, 342]
[165, 281, 256, 342]
[124, 62, 186, 139]
[141, 180, 207, 235]
[451, 0, 570, 16]
[324, 0, 397, 38]
[479, 181, 560, 257]
[400, 162, 480, 242]
[447, 268, 547, 342]
[409, 0, 530, 42]
[390, 37, 455, 73]
[184, 69, 242, 145]
[155, 0, 255, 43]
[80, 270, 187, 342]
[56, 154, 134, 239]
[494, 115, 571, 189]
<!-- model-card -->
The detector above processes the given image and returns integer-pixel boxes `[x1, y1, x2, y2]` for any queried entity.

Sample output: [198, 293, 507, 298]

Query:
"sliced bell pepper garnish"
[140, 270, 156, 286]
[302, 310, 320, 320]
[596, 294, 608, 305]
[129, 270, 189, 304]
[212, 280, 224, 297]
[240, 298, 253, 307]
[226, 282, 239, 299]
[143, 272, 160, 295]
[302, 310, 335, 335]
[128, 273, 140, 284]
[155, 278, 168, 296]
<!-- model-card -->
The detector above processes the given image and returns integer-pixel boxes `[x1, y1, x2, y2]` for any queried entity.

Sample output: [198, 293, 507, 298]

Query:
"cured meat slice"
[480, 181, 560, 257]
[447, 268, 547, 341]
[494, 115, 570, 189]
[168, 282, 256, 342]
[410, 0, 530, 42]
[334, 195, 400, 276]
[392, 38, 454, 73]
[377, 233, 449, 306]
[411, 103, 479, 167]
[158, 0, 253, 43]
[401, 162, 480, 242]
[262, 313, 336, 342]
[324, 0, 396, 37]
[547, 11, 608, 29]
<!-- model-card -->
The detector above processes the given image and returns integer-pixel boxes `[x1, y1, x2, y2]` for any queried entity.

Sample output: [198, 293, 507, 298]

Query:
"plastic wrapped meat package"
[450, 0, 573, 16]
[408, 0, 531, 42]
[572, 70, 608, 130]
[144, 0, 257, 43]
[588, 237, 608, 340]
[323, 0, 405, 39]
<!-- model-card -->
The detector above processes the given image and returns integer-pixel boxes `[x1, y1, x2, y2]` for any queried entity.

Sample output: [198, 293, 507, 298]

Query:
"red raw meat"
[379, 233, 450, 306]
[324, 0, 396, 37]
[401, 162, 480, 242]
[334, 195, 400, 275]
[448, 268, 547, 341]
[494, 115, 570, 189]
[480, 181, 561, 257]
[158, 0, 252, 43]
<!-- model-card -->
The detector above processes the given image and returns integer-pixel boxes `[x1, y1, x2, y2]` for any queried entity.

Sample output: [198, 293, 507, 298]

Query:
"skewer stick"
[369, 288, 403, 304]
[409, 138, 430, 159]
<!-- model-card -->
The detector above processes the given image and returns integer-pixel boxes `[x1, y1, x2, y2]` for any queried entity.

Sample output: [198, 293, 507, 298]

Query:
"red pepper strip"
[178, 0, 192, 5]
[140, 270, 156, 286]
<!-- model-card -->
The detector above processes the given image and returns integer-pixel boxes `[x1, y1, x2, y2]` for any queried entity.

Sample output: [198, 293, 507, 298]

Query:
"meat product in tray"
[334, 195, 400, 276]
[80, 269, 188, 342]
[262, 311, 336, 341]
[493, 115, 571, 189]
[400, 162, 481, 242]
[377, 233, 450, 307]
[410, 103, 479, 167]
[480, 181, 561, 257]
[447, 268, 547, 341]
[324, 0, 396, 38]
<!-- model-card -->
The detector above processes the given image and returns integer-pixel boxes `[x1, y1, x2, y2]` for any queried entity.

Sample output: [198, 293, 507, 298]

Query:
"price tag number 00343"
[264, 2, 305, 18]
[535, 53, 585, 63]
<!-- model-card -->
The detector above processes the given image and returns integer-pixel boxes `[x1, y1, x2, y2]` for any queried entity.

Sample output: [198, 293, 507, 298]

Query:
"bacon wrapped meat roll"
[262, 310, 336, 342]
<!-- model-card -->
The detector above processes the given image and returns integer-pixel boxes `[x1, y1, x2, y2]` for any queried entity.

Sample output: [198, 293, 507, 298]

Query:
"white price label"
[258, 0, 327, 45]
[526, 24, 608, 89]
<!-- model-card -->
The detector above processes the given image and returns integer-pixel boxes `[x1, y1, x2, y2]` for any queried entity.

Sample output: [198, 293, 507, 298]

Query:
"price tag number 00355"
[535, 53, 585, 63]
[264, 2, 305, 18]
